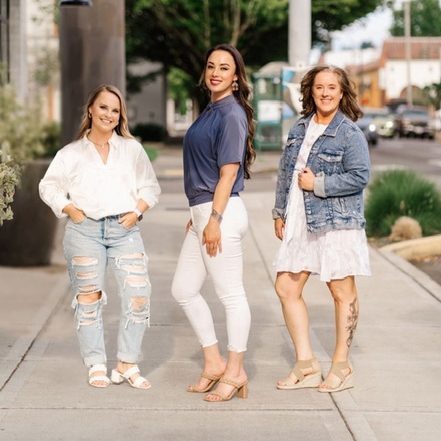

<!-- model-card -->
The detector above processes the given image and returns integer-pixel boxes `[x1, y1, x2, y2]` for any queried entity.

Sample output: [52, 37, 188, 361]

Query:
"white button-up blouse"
[39, 131, 161, 220]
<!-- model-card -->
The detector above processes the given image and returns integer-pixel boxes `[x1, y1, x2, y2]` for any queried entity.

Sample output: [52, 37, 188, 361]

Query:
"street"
[369, 137, 441, 189]
[159, 136, 441, 196]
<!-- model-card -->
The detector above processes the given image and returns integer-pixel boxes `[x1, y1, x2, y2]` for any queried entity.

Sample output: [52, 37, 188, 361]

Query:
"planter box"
[0, 159, 58, 266]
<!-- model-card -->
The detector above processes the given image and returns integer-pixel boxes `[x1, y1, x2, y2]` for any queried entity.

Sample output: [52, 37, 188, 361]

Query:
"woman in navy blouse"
[172, 44, 255, 402]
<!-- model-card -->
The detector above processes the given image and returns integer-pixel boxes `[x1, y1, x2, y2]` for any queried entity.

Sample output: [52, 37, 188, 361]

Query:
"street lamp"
[404, 0, 413, 105]
[59, 1, 93, 6]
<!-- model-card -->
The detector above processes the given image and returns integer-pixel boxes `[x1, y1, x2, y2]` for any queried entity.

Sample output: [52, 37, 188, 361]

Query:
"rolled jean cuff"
[117, 352, 142, 364]
[84, 355, 107, 368]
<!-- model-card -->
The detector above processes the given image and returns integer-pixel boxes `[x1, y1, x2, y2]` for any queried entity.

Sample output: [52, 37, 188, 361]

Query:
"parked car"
[357, 108, 393, 146]
[394, 106, 435, 139]
[372, 110, 396, 138]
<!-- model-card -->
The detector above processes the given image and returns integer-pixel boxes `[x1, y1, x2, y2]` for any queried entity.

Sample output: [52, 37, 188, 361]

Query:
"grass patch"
[365, 169, 441, 237]
[143, 144, 159, 162]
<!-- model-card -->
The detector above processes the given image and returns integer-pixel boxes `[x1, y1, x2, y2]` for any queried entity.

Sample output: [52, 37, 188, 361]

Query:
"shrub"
[0, 84, 44, 225]
[143, 144, 158, 162]
[131, 122, 166, 142]
[365, 169, 441, 237]
[37, 121, 61, 158]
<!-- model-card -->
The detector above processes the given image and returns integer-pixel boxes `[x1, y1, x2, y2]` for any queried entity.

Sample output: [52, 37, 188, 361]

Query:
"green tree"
[126, 0, 382, 106]
[423, 82, 441, 109]
[390, 0, 441, 36]
[0, 84, 44, 225]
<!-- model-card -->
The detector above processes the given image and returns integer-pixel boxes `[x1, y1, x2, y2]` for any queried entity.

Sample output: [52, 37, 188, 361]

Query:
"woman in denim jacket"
[272, 66, 371, 393]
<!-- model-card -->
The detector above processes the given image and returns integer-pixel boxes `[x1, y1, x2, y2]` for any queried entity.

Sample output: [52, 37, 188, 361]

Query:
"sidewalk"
[0, 148, 440, 441]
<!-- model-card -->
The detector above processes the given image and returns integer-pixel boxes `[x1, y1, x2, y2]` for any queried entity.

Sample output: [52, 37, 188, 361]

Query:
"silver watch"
[134, 208, 143, 221]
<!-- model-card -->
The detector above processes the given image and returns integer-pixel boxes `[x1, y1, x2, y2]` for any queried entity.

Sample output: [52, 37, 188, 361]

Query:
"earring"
[88, 113, 92, 119]
[232, 81, 239, 91]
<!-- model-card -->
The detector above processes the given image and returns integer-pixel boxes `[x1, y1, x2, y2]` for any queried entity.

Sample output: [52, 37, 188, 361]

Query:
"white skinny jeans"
[172, 197, 251, 352]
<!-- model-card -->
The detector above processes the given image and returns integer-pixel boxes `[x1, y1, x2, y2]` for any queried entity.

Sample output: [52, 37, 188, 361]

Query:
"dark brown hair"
[201, 44, 256, 179]
[300, 65, 362, 122]
[77, 84, 132, 139]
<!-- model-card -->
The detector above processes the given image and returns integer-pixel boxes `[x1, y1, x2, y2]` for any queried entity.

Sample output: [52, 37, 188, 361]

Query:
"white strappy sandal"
[88, 364, 111, 388]
[111, 366, 151, 390]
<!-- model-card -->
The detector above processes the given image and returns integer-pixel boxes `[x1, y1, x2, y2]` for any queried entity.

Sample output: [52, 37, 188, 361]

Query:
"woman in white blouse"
[39, 85, 161, 389]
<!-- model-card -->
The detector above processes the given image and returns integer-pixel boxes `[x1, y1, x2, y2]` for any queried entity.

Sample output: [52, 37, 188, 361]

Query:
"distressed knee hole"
[126, 275, 148, 289]
[131, 296, 148, 311]
[121, 265, 146, 274]
[72, 256, 98, 266]
[121, 253, 144, 259]
[76, 303, 100, 329]
[78, 285, 99, 295]
[125, 296, 150, 328]
[77, 291, 101, 305]
[77, 271, 97, 280]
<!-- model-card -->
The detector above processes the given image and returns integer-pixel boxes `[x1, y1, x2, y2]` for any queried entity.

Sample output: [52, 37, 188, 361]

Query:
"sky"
[331, 6, 393, 50]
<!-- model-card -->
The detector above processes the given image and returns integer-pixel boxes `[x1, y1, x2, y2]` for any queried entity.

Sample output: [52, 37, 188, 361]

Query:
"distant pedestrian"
[171, 44, 255, 402]
[273, 65, 371, 392]
[39, 84, 161, 389]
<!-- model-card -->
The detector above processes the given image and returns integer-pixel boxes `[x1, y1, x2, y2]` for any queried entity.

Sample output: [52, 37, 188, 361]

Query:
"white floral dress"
[274, 118, 371, 281]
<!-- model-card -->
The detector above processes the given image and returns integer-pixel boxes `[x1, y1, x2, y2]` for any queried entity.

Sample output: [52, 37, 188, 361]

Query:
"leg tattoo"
[346, 299, 359, 348]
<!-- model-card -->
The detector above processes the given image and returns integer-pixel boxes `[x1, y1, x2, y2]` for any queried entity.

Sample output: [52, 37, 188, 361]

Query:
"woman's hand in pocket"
[119, 212, 138, 229]
[63, 204, 86, 224]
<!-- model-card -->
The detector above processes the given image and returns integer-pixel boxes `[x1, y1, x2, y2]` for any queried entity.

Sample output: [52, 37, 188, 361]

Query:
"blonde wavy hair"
[77, 84, 133, 139]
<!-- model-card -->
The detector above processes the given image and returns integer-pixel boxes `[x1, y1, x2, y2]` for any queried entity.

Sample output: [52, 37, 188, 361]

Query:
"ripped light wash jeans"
[172, 197, 251, 353]
[63, 215, 151, 367]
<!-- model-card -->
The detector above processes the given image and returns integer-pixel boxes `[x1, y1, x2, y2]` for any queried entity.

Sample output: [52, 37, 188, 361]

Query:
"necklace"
[88, 137, 109, 149]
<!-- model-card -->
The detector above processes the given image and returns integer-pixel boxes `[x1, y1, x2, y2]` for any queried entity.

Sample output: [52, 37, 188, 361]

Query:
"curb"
[375, 247, 441, 303]
[380, 234, 441, 260]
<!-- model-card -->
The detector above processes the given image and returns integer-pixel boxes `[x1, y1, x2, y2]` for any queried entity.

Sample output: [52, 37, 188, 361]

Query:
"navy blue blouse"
[183, 94, 248, 207]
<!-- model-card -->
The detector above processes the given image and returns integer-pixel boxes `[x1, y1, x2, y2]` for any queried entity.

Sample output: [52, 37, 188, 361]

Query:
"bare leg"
[320, 276, 358, 389]
[274, 271, 321, 385]
[204, 350, 247, 401]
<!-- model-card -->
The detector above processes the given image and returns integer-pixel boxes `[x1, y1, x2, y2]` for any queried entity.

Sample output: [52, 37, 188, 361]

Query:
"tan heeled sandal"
[203, 377, 248, 402]
[187, 372, 222, 393]
[318, 361, 354, 393]
[277, 358, 322, 390]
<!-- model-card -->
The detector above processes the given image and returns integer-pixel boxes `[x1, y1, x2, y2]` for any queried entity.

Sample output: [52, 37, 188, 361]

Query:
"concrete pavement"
[0, 147, 441, 441]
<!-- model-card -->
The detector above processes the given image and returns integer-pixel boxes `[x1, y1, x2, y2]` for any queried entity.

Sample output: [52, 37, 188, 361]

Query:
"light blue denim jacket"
[272, 110, 370, 233]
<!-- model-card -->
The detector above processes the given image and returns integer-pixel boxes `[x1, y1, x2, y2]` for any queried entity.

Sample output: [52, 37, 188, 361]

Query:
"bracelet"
[210, 208, 223, 223]
[134, 208, 143, 221]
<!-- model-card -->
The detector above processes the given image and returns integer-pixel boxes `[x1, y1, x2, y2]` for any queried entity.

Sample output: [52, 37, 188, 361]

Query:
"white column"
[8, 0, 28, 103]
[404, 0, 413, 105]
[288, 0, 311, 68]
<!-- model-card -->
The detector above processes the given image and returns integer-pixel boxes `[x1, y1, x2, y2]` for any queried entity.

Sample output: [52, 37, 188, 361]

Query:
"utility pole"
[288, 0, 311, 68]
[59, 0, 125, 145]
[404, 0, 413, 105]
